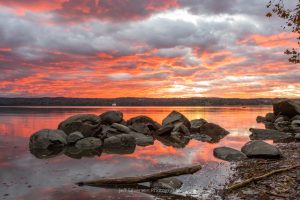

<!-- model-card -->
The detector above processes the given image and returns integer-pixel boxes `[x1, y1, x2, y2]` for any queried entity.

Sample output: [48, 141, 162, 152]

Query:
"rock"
[190, 134, 213, 142]
[129, 123, 151, 135]
[99, 111, 123, 125]
[111, 123, 131, 133]
[156, 124, 174, 135]
[58, 114, 101, 137]
[66, 131, 84, 144]
[265, 113, 276, 122]
[241, 140, 282, 159]
[273, 99, 300, 118]
[198, 123, 229, 142]
[190, 119, 208, 131]
[29, 129, 67, 149]
[291, 115, 300, 121]
[75, 137, 102, 150]
[156, 134, 190, 148]
[101, 125, 123, 138]
[162, 111, 191, 129]
[291, 120, 300, 132]
[103, 134, 136, 149]
[213, 147, 247, 161]
[127, 115, 161, 130]
[128, 132, 154, 146]
[256, 116, 266, 123]
[64, 146, 102, 159]
[249, 128, 293, 141]
[274, 121, 291, 132]
[173, 122, 190, 135]
[30, 147, 64, 159]
[295, 133, 300, 140]
[275, 116, 286, 123]
[150, 177, 183, 191]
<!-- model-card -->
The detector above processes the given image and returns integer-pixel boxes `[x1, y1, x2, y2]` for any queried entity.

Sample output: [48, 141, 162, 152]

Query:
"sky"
[0, 0, 299, 98]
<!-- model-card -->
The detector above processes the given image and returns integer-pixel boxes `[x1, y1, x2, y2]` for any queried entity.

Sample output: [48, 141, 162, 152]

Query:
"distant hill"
[0, 97, 290, 106]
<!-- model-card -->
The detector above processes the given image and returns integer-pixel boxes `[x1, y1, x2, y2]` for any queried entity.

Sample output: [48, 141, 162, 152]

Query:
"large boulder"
[249, 128, 293, 141]
[128, 132, 154, 146]
[198, 123, 229, 142]
[29, 129, 67, 149]
[241, 140, 282, 159]
[213, 147, 247, 161]
[150, 177, 183, 191]
[75, 137, 102, 150]
[99, 111, 123, 125]
[273, 99, 300, 118]
[190, 119, 208, 132]
[127, 115, 161, 130]
[103, 134, 136, 149]
[58, 114, 101, 137]
[100, 125, 123, 138]
[66, 131, 84, 144]
[162, 111, 191, 129]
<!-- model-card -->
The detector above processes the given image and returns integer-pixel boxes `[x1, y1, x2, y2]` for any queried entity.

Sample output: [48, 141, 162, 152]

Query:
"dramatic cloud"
[0, 0, 299, 98]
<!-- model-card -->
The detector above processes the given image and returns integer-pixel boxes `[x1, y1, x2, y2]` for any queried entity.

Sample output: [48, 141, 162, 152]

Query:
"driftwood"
[227, 164, 300, 191]
[77, 164, 201, 186]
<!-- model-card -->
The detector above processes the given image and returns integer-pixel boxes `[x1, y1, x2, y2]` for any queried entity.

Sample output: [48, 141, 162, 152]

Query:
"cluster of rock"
[213, 99, 300, 162]
[254, 99, 300, 142]
[29, 110, 229, 159]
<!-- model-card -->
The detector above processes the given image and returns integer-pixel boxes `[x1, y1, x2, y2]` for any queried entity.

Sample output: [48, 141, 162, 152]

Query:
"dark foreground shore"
[224, 142, 300, 199]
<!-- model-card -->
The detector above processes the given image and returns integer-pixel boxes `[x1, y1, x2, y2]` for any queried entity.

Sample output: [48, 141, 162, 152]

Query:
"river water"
[0, 106, 271, 200]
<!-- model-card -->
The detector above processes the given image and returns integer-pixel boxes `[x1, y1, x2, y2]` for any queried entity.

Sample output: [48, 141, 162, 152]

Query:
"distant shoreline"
[0, 97, 296, 106]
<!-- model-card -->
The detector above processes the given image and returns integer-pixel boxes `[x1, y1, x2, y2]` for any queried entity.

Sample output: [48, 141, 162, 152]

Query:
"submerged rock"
[150, 177, 183, 191]
[75, 137, 102, 150]
[213, 147, 247, 161]
[29, 129, 67, 149]
[273, 99, 300, 118]
[162, 111, 191, 129]
[58, 114, 101, 137]
[241, 140, 282, 159]
[67, 131, 84, 144]
[99, 111, 123, 125]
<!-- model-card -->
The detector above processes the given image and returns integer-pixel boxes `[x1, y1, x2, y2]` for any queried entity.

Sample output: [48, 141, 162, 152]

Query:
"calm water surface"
[0, 106, 271, 200]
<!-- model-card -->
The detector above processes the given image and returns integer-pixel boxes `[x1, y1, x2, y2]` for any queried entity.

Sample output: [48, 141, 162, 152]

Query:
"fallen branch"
[77, 164, 201, 186]
[227, 164, 300, 191]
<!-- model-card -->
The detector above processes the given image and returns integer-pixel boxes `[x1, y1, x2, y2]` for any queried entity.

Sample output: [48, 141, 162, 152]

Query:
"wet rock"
[256, 116, 266, 123]
[249, 128, 293, 141]
[264, 122, 276, 130]
[162, 111, 191, 129]
[156, 124, 174, 135]
[66, 131, 84, 144]
[128, 132, 154, 146]
[129, 123, 151, 135]
[291, 115, 300, 121]
[291, 120, 300, 132]
[29, 129, 67, 149]
[101, 125, 123, 138]
[127, 115, 161, 130]
[213, 147, 247, 161]
[295, 133, 300, 140]
[156, 134, 190, 148]
[190, 134, 213, 142]
[150, 177, 183, 191]
[103, 134, 136, 149]
[173, 122, 190, 135]
[273, 99, 300, 118]
[58, 114, 101, 137]
[241, 140, 282, 159]
[99, 111, 123, 125]
[75, 137, 102, 150]
[265, 113, 276, 122]
[275, 116, 287, 123]
[64, 146, 102, 159]
[111, 123, 131, 133]
[30, 146, 64, 159]
[190, 119, 208, 131]
[274, 121, 291, 132]
[198, 123, 229, 142]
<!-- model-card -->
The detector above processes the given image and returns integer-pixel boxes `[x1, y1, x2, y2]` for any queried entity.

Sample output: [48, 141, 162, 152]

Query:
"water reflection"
[0, 106, 270, 199]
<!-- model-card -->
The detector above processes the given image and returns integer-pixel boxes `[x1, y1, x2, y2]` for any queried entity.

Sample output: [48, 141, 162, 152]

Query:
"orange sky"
[0, 0, 299, 98]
